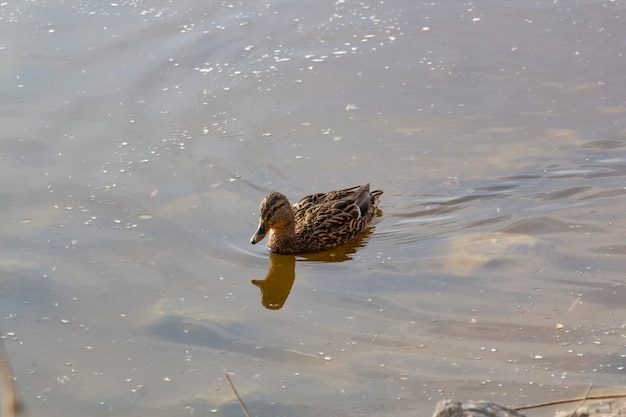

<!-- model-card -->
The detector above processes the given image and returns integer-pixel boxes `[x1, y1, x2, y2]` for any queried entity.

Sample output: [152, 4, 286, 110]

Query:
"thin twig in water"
[575, 383, 594, 412]
[567, 296, 582, 312]
[515, 393, 626, 411]
[224, 370, 252, 417]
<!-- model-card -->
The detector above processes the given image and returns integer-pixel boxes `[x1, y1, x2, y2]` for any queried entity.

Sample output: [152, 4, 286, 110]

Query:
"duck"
[250, 183, 383, 254]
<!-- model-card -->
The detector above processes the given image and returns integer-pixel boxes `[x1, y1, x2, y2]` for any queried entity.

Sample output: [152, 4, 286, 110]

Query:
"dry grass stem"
[516, 392, 626, 411]
[223, 370, 252, 417]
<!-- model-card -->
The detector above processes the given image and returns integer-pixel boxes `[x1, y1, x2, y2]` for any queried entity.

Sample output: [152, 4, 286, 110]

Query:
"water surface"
[1, 1, 625, 416]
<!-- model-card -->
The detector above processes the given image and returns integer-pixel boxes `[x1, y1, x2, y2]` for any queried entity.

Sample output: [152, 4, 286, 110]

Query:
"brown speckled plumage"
[250, 183, 383, 254]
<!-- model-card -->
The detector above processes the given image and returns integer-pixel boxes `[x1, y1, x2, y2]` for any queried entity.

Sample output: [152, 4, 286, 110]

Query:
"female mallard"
[250, 183, 383, 254]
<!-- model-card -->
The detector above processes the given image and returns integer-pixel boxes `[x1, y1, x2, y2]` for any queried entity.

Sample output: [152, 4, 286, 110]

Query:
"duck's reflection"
[252, 253, 296, 310]
[251, 227, 375, 310]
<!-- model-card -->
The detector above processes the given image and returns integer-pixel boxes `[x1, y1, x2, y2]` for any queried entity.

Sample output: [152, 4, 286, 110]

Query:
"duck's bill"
[250, 221, 268, 244]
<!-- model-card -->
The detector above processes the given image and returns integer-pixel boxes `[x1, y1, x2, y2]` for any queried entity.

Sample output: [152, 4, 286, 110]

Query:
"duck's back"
[291, 184, 382, 252]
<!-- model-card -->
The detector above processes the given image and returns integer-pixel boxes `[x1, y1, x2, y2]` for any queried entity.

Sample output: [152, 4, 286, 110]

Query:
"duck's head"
[250, 192, 293, 245]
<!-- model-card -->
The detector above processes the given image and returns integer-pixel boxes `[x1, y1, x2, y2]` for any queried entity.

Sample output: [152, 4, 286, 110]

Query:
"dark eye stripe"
[266, 200, 289, 219]
[261, 193, 289, 219]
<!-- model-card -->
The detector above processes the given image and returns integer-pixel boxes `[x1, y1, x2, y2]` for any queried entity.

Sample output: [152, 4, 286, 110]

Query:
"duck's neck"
[268, 222, 300, 254]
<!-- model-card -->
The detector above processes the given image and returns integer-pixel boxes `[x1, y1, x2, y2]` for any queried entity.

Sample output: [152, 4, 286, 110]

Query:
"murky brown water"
[1, 1, 625, 416]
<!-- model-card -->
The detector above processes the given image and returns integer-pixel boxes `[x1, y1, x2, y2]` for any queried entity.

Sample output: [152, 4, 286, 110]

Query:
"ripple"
[583, 139, 625, 149]
[227, 240, 271, 261]
[532, 185, 592, 201]
[579, 188, 626, 200]
[501, 216, 605, 235]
